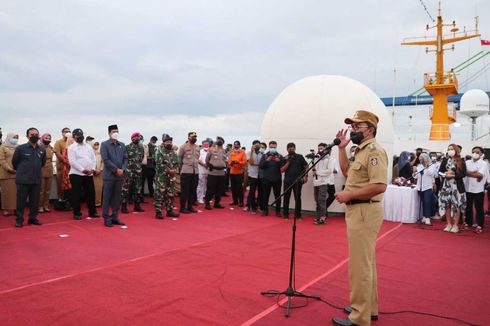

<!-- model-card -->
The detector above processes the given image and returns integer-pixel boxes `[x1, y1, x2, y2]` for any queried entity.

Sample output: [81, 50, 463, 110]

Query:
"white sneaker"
[450, 225, 459, 233]
[443, 224, 453, 232]
[424, 218, 431, 225]
[197, 199, 204, 204]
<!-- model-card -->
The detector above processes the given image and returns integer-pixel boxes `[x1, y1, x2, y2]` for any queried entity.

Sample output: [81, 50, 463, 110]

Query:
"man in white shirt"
[465, 146, 487, 233]
[68, 128, 99, 220]
[312, 143, 335, 224]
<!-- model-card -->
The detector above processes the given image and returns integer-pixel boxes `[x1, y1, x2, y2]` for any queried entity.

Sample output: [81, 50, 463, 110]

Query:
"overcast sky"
[1, 0, 489, 145]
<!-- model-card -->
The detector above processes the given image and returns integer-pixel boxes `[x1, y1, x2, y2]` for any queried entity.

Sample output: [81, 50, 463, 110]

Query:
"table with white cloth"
[382, 184, 421, 223]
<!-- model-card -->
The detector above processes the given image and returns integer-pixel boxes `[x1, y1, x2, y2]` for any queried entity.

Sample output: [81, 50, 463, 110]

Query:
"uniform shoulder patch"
[370, 157, 378, 166]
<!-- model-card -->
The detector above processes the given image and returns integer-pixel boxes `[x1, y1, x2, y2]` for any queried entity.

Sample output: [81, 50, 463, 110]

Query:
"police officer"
[121, 132, 145, 213]
[178, 131, 200, 214]
[332, 110, 388, 326]
[12, 127, 46, 227]
[153, 134, 180, 219]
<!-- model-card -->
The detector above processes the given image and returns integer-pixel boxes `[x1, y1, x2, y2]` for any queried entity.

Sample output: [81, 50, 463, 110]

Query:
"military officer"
[331, 110, 388, 326]
[121, 132, 145, 213]
[153, 134, 180, 219]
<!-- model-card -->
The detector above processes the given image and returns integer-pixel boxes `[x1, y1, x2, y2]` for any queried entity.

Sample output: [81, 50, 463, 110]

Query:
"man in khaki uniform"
[332, 110, 388, 326]
[53, 127, 71, 203]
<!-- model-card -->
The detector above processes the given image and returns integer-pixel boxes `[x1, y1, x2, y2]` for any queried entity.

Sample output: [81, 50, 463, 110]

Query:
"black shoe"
[332, 317, 358, 326]
[73, 214, 82, 220]
[283, 214, 290, 220]
[112, 218, 125, 226]
[15, 221, 23, 228]
[104, 220, 113, 227]
[343, 307, 378, 321]
[275, 212, 282, 218]
[28, 219, 42, 226]
[89, 213, 101, 218]
[205, 204, 212, 210]
[314, 219, 326, 225]
[180, 209, 191, 214]
[261, 211, 269, 217]
[230, 202, 238, 206]
[188, 208, 198, 213]
[121, 203, 129, 214]
[238, 203, 244, 207]
[213, 204, 225, 209]
[134, 204, 145, 212]
[167, 211, 180, 218]
[155, 211, 164, 219]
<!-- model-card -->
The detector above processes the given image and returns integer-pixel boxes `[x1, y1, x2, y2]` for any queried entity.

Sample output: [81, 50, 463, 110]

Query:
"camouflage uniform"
[153, 145, 179, 215]
[122, 143, 145, 205]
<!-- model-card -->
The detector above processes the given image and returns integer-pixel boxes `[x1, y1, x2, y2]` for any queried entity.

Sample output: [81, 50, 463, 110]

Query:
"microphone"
[319, 138, 341, 155]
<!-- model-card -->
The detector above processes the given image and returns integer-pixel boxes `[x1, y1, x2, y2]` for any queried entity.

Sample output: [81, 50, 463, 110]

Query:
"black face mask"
[216, 141, 223, 146]
[189, 137, 197, 144]
[287, 150, 295, 156]
[76, 136, 84, 143]
[164, 144, 173, 150]
[29, 135, 39, 144]
[350, 131, 364, 145]
[43, 140, 51, 146]
[132, 139, 140, 145]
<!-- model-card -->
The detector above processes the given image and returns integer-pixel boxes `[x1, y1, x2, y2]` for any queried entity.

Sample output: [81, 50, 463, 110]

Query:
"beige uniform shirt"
[54, 138, 67, 169]
[345, 138, 388, 202]
[178, 143, 199, 174]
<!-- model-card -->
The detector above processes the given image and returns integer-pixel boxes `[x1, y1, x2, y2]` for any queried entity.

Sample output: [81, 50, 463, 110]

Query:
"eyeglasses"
[348, 123, 370, 131]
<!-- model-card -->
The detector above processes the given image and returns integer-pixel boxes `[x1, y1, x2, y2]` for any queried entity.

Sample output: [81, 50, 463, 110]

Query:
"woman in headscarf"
[39, 133, 54, 213]
[92, 141, 104, 207]
[438, 144, 466, 233]
[397, 151, 413, 180]
[414, 152, 437, 225]
[0, 132, 19, 216]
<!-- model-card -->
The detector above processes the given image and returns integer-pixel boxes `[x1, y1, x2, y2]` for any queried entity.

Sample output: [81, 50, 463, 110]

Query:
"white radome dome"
[459, 89, 489, 118]
[261, 75, 394, 212]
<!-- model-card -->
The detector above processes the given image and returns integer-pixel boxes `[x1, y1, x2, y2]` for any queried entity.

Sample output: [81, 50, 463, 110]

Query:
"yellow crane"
[401, 1, 480, 140]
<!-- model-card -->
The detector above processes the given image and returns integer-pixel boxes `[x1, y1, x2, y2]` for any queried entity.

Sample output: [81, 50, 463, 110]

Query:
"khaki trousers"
[39, 176, 52, 209]
[56, 167, 64, 199]
[93, 174, 103, 206]
[345, 202, 383, 326]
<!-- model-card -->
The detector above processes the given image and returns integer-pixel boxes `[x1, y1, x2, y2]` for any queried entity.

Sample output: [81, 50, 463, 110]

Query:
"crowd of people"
[393, 145, 490, 234]
[0, 125, 344, 228]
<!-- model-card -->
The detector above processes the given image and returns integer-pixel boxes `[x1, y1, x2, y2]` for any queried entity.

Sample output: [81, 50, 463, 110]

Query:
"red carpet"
[0, 197, 489, 325]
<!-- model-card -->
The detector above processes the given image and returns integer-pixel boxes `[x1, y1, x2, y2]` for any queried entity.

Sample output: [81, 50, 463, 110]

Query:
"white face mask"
[111, 132, 119, 140]
[447, 149, 455, 158]
[472, 152, 480, 160]
[64, 132, 72, 138]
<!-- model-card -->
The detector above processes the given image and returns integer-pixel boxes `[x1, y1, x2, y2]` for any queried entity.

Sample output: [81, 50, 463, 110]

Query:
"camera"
[305, 149, 318, 160]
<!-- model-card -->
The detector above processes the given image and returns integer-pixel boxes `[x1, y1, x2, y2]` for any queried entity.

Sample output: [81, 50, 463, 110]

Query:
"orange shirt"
[228, 150, 246, 174]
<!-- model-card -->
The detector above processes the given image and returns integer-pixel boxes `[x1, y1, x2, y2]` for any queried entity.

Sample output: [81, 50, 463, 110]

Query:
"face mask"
[447, 150, 455, 157]
[132, 139, 140, 145]
[43, 140, 51, 146]
[203, 143, 209, 149]
[111, 132, 119, 140]
[350, 131, 364, 145]
[64, 132, 71, 138]
[165, 144, 173, 150]
[259, 148, 265, 154]
[216, 140, 223, 146]
[29, 135, 39, 144]
[189, 137, 197, 144]
[76, 136, 84, 143]
[269, 148, 277, 154]
[10, 138, 18, 145]
[472, 152, 480, 160]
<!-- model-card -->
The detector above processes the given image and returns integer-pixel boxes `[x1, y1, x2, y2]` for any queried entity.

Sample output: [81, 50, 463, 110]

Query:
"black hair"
[260, 142, 267, 149]
[61, 127, 70, 133]
[150, 136, 158, 142]
[252, 140, 260, 145]
[286, 142, 295, 148]
[269, 140, 277, 146]
[26, 127, 39, 136]
[318, 142, 328, 147]
[472, 146, 483, 153]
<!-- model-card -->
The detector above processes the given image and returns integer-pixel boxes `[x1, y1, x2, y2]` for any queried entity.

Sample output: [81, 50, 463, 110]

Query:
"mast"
[401, 1, 480, 140]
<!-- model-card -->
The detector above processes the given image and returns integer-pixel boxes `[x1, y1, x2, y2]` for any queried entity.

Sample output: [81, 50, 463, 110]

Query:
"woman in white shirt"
[415, 153, 437, 225]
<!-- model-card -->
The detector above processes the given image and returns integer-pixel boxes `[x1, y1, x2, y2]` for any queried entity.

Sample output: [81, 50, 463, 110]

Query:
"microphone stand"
[260, 147, 334, 317]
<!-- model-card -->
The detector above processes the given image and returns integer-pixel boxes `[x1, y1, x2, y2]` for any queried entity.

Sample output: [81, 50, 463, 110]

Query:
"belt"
[345, 199, 380, 205]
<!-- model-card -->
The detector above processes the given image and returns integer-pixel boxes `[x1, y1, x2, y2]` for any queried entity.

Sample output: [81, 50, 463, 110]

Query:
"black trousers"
[230, 173, 244, 204]
[247, 177, 262, 211]
[180, 173, 198, 210]
[16, 183, 41, 224]
[70, 174, 97, 216]
[205, 175, 225, 205]
[283, 180, 303, 217]
[102, 179, 124, 220]
[262, 179, 281, 213]
[325, 184, 336, 215]
[465, 192, 485, 228]
[143, 166, 155, 197]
